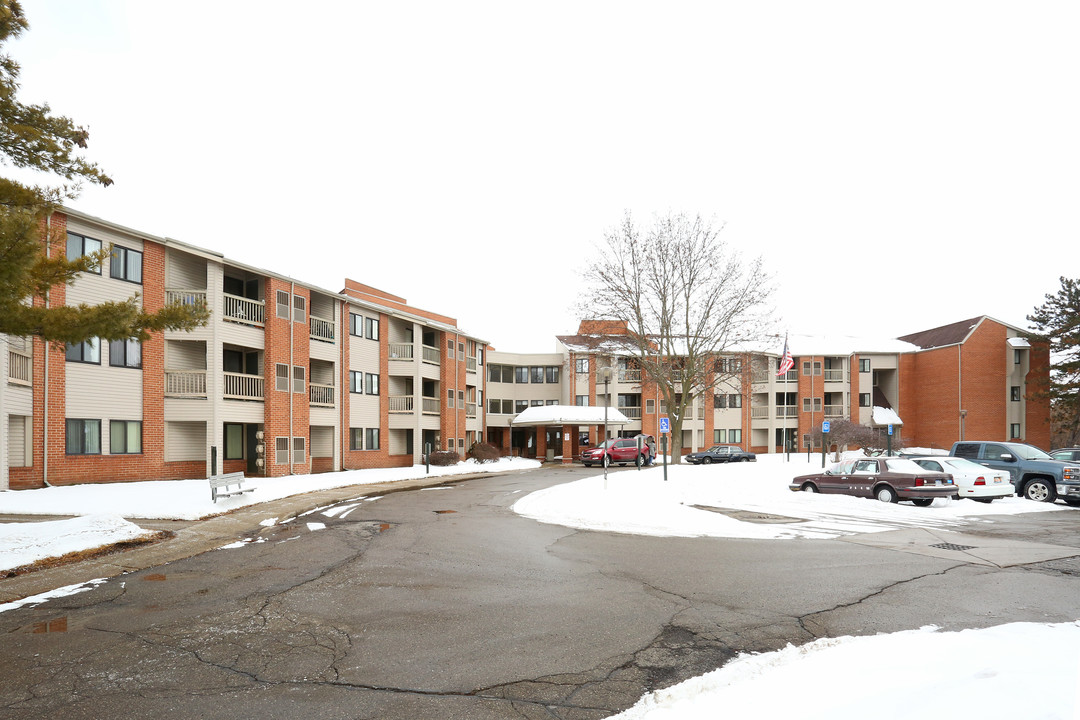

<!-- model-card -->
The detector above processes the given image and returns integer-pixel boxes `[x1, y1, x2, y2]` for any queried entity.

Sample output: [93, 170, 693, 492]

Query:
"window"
[66, 232, 102, 272]
[225, 423, 244, 459]
[365, 373, 379, 395]
[546, 366, 560, 383]
[515, 399, 528, 414]
[292, 295, 306, 323]
[1011, 386, 1021, 402]
[729, 429, 742, 443]
[531, 399, 543, 407]
[501, 399, 513, 414]
[293, 436, 306, 464]
[350, 313, 363, 336]
[575, 358, 588, 374]
[802, 361, 811, 375]
[276, 290, 290, 319]
[365, 428, 379, 450]
[488, 364, 501, 383]
[276, 364, 289, 392]
[458, 342, 464, 356]
[576, 395, 589, 407]
[531, 367, 544, 383]
[859, 358, 871, 373]
[110, 420, 142, 454]
[109, 246, 143, 283]
[546, 399, 557, 405]
[1015, 350, 1023, 365]
[275, 436, 289, 464]
[66, 419, 101, 454]
[714, 394, 727, 409]
[813, 362, 821, 375]
[515, 366, 529, 383]
[859, 393, 871, 407]
[488, 398, 501, 414]
[802, 397, 823, 412]
[646, 399, 654, 414]
[1010, 424, 1021, 439]
[349, 371, 362, 393]
[366, 316, 379, 340]
[447, 339, 455, 359]
[109, 339, 142, 368]
[729, 394, 742, 408]
[447, 389, 455, 408]
[293, 366, 305, 393]
[350, 428, 363, 451]
[66, 338, 100, 364]
[459, 390, 464, 406]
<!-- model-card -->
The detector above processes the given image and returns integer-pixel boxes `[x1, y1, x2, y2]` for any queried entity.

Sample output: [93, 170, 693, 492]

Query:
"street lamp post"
[600, 366, 611, 488]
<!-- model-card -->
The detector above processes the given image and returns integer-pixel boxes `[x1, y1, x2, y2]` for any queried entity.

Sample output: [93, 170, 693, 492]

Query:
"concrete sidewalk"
[0, 471, 491, 605]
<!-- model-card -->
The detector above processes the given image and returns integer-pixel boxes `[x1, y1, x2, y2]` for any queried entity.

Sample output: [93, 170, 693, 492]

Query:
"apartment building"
[1, 208, 487, 490]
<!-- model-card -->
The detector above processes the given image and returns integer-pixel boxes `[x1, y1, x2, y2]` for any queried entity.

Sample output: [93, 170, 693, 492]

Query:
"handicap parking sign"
[659, 417, 670, 433]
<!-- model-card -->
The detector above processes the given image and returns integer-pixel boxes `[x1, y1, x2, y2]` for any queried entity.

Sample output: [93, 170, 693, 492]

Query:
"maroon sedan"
[790, 457, 958, 505]
[581, 438, 650, 468]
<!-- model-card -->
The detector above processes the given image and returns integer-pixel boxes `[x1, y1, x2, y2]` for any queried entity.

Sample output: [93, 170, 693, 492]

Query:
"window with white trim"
[276, 290, 290, 319]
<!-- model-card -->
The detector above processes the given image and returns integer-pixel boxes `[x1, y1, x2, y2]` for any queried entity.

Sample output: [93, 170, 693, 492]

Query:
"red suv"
[581, 438, 651, 468]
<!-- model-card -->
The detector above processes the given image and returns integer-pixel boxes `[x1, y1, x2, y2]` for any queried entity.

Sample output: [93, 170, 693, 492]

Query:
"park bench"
[209, 472, 254, 503]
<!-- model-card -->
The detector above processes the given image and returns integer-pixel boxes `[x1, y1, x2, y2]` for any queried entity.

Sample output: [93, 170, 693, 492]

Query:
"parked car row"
[685, 445, 757, 464]
[790, 457, 958, 505]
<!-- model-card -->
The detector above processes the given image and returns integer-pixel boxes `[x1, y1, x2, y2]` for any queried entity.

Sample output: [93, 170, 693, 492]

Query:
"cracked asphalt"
[3, 465, 1080, 719]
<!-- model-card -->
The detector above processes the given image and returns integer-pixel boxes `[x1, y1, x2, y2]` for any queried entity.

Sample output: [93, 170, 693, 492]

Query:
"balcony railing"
[777, 370, 798, 382]
[824, 369, 844, 382]
[620, 406, 642, 419]
[166, 289, 207, 308]
[466, 402, 477, 418]
[224, 371, 264, 400]
[751, 406, 769, 419]
[309, 316, 335, 343]
[389, 395, 414, 413]
[466, 356, 477, 372]
[310, 383, 335, 406]
[618, 369, 641, 383]
[777, 406, 798, 418]
[422, 397, 440, 414]
[824, 405, 846, 417]
[422, 345, 440, 365]
[389, 343, 414, 360]
[223, 294, 265, 326]
[165, 369, 206, 397]
[8, 351, 30, 385]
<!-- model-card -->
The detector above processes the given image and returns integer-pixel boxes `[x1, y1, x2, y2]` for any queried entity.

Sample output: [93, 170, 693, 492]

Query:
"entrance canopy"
[871, 406, 903, 427]
[509, 404, 631, 427]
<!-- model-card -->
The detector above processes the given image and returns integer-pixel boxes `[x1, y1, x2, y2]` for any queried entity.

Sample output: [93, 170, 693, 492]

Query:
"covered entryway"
[509, 405, 631, 463]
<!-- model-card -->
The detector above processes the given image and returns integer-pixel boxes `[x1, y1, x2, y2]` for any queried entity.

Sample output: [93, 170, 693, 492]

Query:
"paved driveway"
[3, 466, 1080, 719]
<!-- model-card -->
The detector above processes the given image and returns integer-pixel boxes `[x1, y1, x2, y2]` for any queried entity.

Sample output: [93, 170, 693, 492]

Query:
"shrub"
[467, 442, 501, 464]
[428, 450, 461, 466]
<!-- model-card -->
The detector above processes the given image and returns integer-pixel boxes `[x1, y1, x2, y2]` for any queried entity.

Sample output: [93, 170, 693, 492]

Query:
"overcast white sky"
[11, 1, 1078, 353]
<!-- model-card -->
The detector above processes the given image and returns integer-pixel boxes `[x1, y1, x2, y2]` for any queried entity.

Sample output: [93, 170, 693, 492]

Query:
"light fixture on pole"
[600, 365, 612, 487]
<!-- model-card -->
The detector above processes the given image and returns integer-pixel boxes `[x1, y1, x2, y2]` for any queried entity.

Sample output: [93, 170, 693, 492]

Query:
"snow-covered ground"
[3, 454, 1079, 718]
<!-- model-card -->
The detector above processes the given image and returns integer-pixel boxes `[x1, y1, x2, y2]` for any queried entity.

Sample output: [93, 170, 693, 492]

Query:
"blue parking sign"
[659, 417, 670, 433]
[822, 420, 830, 433]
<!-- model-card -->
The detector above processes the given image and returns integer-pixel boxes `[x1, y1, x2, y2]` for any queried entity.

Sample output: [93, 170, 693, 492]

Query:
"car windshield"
[1009, 444, 1051, 460]
[597, 439, 617, 449]
[884, 458, 927, 474]
[943, 457, 993, 472]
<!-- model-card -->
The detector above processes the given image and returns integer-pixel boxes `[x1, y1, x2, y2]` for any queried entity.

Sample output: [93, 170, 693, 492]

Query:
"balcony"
[166, 289, 207, 308]
[224, 371, 264, 400]
[389, 343, 414, 360]
[466, 402, 477, 418]
[824, 369, 844, 383]
[310, 383, 335, 406]
[422, 397, 440, 414]
[466, 356, 477, 372]
[777, 370, 798, 383]
[389, 395, 414, 413]
[165, 370, 207, 398]
[7, 350, 30, 385]
[618, 369, 641, 383]
[751, 406, 769, 419]
[777, 406, 798, 418]
[422, 345, 440, 365]
[621, 406, 642, 419]
[309, 316, 335, 343]
[223, 294, 265, 327]
[824, 405, 846, 418]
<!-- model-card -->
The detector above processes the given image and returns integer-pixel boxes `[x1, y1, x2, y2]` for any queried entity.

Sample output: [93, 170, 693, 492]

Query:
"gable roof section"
[897, 316, 985, 350]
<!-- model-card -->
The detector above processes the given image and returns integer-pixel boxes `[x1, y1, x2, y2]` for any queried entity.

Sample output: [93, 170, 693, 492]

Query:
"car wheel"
[1063, 497, 1080, 507]
[800, 483, 818, 493]
[1023, 479, 1055, 503]
[602, 455, 610, 468]
[875, 486, 898, 504]
[635, 454, 643, 467]
[910, 498, 933, 507]
[701, 457, 713, 465]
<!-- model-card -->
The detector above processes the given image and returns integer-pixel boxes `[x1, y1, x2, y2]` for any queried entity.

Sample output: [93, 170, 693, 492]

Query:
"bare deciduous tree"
[578, 212, 773, 461]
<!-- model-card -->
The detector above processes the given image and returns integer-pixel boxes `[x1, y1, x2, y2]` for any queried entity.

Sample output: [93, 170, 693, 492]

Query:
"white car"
[911, 456, 1013, 502]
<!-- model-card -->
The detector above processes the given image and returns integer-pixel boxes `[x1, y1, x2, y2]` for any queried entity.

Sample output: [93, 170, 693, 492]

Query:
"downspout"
[289, 281, 295, 475]
[42, 213, 52, 486]
[958, 344, 963, 441]
[339, 298, 345, 470]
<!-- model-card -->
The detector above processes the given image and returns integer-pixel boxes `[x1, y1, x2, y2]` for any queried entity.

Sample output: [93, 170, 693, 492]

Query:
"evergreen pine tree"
[1027, 276, 1080, 446]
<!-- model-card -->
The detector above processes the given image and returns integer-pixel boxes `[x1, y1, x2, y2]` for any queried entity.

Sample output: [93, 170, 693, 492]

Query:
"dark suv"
[952, 441, 1080, 505]
[581, 438, 651, 468]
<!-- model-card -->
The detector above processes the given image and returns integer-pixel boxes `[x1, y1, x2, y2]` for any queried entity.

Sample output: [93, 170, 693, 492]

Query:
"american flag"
[776, 336, 793, 376]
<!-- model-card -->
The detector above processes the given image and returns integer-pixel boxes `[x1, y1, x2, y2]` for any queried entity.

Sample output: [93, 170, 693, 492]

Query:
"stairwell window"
[110, 246, 142, 284]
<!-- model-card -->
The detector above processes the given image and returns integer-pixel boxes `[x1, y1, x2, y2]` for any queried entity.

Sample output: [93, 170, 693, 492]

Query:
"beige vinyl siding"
[166, 340, 207, 370]
[166, 251, 207, 290]
[66, 363, 142, 420]
[389, 428, 409, 456]
[350, 394, 380, 429]
[5, 384, 32, 415]
[165, 421, 206, 462]
[8, 415, 30, 467]
[310, 426, 334, 458]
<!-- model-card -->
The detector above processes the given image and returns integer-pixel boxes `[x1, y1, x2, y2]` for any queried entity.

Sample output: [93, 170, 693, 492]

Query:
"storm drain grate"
[930, 542, 977, 551]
